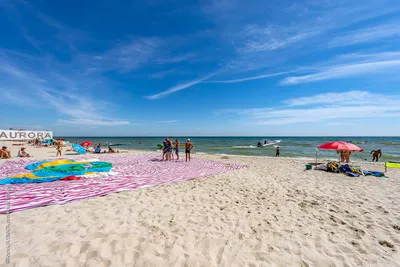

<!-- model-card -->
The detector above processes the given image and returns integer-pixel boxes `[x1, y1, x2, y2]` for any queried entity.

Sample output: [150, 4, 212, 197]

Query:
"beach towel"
[0, 154, 246, 213]
[1, 159, 113, 185]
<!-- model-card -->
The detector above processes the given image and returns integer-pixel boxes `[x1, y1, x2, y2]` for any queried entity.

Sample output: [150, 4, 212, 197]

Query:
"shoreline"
[0, 140, 390, 166]
[0, 141, 399, 266]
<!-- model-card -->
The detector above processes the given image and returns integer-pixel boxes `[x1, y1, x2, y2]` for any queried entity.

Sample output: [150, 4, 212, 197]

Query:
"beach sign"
[0, 130, 53, 140]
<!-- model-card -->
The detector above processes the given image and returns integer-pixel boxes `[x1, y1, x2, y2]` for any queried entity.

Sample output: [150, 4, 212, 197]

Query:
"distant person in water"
[185, 139, 194, 162]
[370, 149, 382, 162]
[275, 146, 280, 157]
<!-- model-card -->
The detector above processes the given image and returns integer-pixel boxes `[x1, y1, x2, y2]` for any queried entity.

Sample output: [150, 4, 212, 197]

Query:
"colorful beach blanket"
[0, 154, 246, 213]
[0, 159, 112, 185]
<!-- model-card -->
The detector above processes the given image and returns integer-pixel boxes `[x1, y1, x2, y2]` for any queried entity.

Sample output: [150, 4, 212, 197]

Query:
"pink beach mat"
[0, 154, 246, 213]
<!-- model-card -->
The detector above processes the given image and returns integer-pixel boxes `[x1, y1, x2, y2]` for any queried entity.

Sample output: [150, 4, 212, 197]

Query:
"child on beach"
[56, 142, 63, 157]
[18, 147, 31, 157]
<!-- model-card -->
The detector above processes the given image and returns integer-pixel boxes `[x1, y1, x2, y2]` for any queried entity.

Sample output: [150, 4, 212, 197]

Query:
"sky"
[1, 0, 400, 136]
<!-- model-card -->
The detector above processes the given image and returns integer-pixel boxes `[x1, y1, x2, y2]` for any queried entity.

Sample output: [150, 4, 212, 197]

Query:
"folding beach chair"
[385, 161, 400, 172]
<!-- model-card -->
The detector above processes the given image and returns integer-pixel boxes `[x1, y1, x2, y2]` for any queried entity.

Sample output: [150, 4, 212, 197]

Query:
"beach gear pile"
[315, 161, 386, 177]
[0, 154, 246, 213]
[0, 159, 112, 185]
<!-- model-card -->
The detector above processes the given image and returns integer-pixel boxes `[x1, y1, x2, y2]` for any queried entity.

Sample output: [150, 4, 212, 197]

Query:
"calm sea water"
[63, 137, 400, 161]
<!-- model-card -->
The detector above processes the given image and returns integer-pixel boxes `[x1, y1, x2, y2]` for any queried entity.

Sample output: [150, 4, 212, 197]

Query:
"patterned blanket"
[0, 154, 246, 213]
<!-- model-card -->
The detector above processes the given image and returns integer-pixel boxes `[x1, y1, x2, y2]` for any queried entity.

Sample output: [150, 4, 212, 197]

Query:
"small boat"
[257, 139, 281, 147]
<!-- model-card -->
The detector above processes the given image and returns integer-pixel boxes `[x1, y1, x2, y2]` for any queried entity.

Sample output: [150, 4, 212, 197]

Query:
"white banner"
[0, 130, 53, 140]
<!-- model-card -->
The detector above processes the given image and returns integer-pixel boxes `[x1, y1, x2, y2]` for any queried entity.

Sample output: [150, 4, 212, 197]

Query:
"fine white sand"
[0, 141, 399, 266]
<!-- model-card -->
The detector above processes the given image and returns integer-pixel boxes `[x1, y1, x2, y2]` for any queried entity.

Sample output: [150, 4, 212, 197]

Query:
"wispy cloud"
[153, 120, 179, 124]
[281, 59, 400, 85]
[206, 70, 295, 83]
[217, 91, 400, 125]
[1, 51, 129, 126]
[240, 25, 320, 52]
[79, 38, 162, 73]
[57, 119, 129, 126]
[157, 53, 196, 64]
[328, 23, 400, 48]
[145, 72, 216, 99]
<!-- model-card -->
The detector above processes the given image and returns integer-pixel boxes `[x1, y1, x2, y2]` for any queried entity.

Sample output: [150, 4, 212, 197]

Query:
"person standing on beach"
[370, 149, 382, 162]
[174, 139, 180, 160]
[185, 139, 194, 162]
[162, 138, 167, 160]
[343, 150, 351, 163]
[56, 141, 63, 157]
[276, 146, 280, 157]
[169, 137, 174, 160]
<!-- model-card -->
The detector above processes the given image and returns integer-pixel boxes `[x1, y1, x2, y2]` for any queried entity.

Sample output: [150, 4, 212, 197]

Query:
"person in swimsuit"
[163, 138, 169, 161]
[276, 146, 280, 157]
[56, 142, 63, 157]
[174, 139, 180, 160]
[169, 137, 174, 160]
[185, 139, 194, 162]
[0, 146, 11, 159]
[370, 149, 382, 162]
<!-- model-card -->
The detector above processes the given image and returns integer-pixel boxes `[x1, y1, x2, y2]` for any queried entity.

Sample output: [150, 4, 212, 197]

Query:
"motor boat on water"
[256, 139, 281, 148]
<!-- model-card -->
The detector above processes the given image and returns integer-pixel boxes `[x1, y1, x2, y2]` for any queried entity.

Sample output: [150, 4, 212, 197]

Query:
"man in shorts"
[185, 139, 194, 162]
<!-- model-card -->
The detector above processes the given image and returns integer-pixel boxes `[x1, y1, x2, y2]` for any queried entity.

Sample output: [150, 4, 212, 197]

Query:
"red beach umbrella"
[317, 141, 363, 152]
[81, 141, 93, 147]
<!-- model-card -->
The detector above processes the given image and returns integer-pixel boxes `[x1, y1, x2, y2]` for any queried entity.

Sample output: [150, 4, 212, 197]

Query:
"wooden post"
[385, 162, 387, 173]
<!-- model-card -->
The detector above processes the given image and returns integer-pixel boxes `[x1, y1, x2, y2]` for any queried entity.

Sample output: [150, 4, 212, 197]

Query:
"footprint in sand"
[379, 240, 394, 249]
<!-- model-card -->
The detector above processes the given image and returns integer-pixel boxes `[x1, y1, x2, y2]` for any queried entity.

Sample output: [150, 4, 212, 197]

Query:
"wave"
[379, 142, 400, 146]
[232, 145, 257, 149]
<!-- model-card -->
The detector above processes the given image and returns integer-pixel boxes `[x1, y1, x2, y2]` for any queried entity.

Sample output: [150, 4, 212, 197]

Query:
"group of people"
[93, 143, 119, 154]
[0, 146, 31, 159]
[338, 149, 383, 162]
[162, 137, 194, 162]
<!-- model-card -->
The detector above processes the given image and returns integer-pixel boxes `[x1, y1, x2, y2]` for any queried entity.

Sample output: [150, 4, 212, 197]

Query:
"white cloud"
[1, 51, 128, 127]
[153, 120, 179, 124]
[281, 60, 400, 85]
[157, 53, 195, 64]
[283, 91, 373, 106]
[145, 72, 216, 99]
[79, 38, 162, 73]
[57, 119, 129, 126]
[328, 23, 400, 48]
[217, 91, 400, 125]
[206, 70, 295, 83]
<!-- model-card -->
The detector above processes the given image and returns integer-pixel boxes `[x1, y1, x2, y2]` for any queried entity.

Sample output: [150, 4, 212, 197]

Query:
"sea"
[62, 137, 400, 162]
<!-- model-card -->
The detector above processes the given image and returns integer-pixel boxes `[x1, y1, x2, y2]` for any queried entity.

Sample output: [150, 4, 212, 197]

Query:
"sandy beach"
[0, 141, 399, 267]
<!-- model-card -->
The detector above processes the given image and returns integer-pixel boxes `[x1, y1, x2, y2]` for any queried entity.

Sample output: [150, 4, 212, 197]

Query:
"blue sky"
[1, 0, 400, 136]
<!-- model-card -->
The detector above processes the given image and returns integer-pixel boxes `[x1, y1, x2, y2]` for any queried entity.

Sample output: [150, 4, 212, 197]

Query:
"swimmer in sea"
[370, 149, 382, 162]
